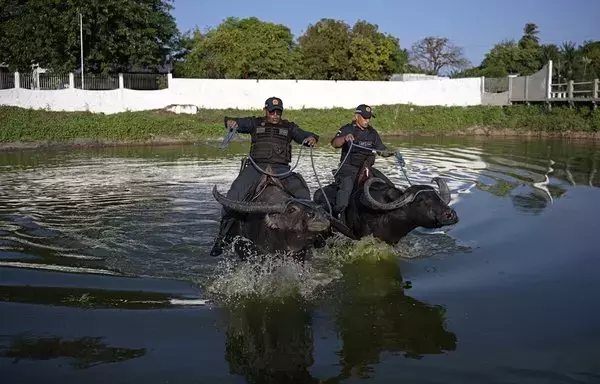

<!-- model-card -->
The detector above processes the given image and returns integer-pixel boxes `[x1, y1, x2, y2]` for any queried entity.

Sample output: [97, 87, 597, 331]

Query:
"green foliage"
[174, 17, 298, 79]
[454, 23, 599, 81]
[297, 19, 407, 80]
[0, 0, 180, 73]
[175, 17, 407, 80]
[1, 105, 598, 146]
[296, 19, 353, 80]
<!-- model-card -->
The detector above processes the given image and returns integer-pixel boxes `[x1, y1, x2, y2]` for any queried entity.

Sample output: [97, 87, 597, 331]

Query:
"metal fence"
[19, 73, 70, 90]
[0, 72, 169, 90]
[74, 74, 119, 90]
[123, 74, 168, 90]
[0, 72, 15, 89]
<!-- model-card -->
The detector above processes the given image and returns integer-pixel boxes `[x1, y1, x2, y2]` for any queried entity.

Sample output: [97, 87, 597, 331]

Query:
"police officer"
[331, 104, 398, 220]
[210, 96, 319, 256]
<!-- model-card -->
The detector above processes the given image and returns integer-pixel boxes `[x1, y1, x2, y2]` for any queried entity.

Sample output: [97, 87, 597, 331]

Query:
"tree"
[296, 19, 353, 80]
[519, 23, 540, 49]
[516, 23, 542, 74]
[408, 36, 470, 75]
[560, 41, 578, 80]
[295, 19, 407, 80]
[0, 0, 180, 73]
[348, 20, 407, 80]
[578, 40, 600, 79]
[175, 17, 297, 79]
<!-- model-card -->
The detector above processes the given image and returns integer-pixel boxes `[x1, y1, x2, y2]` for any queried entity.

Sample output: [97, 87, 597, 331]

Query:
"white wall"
[0, 76, 483, 114]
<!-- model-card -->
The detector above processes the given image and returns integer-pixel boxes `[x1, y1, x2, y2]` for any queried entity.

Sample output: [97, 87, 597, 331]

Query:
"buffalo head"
[354, 177, 458, 244]
[212, 185, 332, 252]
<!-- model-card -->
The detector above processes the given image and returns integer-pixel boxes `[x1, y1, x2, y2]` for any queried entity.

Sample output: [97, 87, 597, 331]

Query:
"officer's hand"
[344, 134, 355, 142]
[304, 136, 317, 147]
[395, 152, 406, 167]
[225, 119, 238, 130]
[380, 150, 395, 158]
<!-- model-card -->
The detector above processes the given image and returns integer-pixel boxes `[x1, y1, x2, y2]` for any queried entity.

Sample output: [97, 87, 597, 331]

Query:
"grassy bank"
[1, 104, 599, 149]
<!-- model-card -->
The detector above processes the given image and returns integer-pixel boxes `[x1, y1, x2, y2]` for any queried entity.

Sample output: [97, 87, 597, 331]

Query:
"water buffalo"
[313, 162, 459, 245]
[212, 167, 353, 260]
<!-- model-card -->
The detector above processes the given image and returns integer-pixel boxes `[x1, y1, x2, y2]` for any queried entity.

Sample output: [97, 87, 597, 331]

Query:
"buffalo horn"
[432, 177, 451, 204]
[212, 185, 286, 213]
[361, 177, 417, 211]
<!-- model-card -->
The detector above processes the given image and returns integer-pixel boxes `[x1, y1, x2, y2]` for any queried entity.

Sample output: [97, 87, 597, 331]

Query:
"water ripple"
[0, 140, 597, 284]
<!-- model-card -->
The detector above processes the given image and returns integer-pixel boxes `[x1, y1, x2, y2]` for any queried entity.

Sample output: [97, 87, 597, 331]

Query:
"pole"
[79, 12, 84, 90]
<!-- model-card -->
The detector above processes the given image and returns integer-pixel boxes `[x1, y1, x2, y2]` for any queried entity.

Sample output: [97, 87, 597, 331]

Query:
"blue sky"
[170, 0, 598, 67]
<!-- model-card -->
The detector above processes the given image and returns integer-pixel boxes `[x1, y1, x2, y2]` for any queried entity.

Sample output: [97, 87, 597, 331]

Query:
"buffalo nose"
[445, 209, 457, 221]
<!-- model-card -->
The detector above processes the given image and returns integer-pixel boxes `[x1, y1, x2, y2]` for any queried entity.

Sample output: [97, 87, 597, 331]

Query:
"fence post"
[593, 79, 599, 99]
[545, 60, 553, 100]
[524, 76, 530, 104]
[69, 73, 75, 88]
[167, 73, 172, 89]
[568, 80, 574, 99]
[119, 73, 124, 89]
[14, 72, 20, 89]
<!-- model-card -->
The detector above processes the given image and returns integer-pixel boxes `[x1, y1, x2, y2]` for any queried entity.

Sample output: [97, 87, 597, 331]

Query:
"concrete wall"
[0, 76, 483, 114]
[509, 62, 551, 102]
[482, 91, 509, 105]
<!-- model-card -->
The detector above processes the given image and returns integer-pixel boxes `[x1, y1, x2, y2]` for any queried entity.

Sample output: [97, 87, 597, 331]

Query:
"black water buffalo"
[212, 169, 353, 259]
[313, 162, 459, 245]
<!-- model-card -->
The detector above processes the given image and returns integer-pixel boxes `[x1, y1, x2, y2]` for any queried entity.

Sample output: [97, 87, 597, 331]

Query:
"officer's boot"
[209, 218, 233, 257]
[337, 208, 347, 226]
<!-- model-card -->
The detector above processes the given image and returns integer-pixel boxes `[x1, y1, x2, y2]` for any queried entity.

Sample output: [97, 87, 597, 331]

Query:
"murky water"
[1, 137, 599, 383]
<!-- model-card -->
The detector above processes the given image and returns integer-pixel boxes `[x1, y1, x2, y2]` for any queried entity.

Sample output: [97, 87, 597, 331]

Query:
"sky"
[169, 0, 599, 67]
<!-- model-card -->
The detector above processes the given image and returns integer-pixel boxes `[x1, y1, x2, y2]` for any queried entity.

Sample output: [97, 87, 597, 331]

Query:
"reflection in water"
[223, 296, 317, 384]
[0, 285, 201, 310]
[329, 258, 456, 380]
[0, 334, 146, 369]
[512, 191, 551, 214]
[220, 257, 456, 383]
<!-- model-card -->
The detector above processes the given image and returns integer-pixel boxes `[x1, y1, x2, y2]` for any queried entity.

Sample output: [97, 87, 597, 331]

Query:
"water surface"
[1, 136, 599, 383]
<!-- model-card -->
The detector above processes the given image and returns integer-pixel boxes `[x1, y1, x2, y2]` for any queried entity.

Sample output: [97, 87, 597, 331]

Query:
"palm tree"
[581, 56, 592, 78]
[560, 41, 577, 80]
[523, 23, 540, 44]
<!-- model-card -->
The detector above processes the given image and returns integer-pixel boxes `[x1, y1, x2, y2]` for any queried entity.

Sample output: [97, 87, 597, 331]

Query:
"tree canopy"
[175, 18, 408, 81]
[0, 0, 180, 73]
[408, 36, 470, 75]
[174, 17, 298, 79]
[0, 10, 597, 82]
[452, 23, 598, 81]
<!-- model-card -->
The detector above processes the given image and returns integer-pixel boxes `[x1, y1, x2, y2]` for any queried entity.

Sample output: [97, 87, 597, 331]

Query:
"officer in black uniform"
[331, 104, 399, 220]
[210, 96, 319, 256]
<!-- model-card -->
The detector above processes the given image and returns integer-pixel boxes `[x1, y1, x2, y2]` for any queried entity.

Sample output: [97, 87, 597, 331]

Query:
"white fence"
[0, 72, 484, 114]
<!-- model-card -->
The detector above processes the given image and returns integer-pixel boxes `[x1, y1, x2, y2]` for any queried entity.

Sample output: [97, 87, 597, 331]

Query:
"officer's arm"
[331, 126, 352, 148]
[290, 123, 319, 146]
[374, 130, 394, 157]
[224, 117, 255, 134]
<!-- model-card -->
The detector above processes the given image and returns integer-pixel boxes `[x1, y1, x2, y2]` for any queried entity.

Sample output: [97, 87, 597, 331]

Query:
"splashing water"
[202, 234, 417, 304]
[204, 252, 327, 304]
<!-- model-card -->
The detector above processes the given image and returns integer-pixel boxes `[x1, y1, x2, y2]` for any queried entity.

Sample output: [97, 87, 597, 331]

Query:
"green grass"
[1, 104, 599, 145]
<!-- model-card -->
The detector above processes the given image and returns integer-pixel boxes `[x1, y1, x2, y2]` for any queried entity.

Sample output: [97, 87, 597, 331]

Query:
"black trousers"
[333, 164, 394, 214]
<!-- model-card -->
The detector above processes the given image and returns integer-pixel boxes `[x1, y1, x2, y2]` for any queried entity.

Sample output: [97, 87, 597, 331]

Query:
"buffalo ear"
[264, 213, 282, 229]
